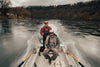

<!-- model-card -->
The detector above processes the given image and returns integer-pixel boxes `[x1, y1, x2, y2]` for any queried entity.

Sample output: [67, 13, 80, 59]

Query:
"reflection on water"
[0, 20, 11, 35]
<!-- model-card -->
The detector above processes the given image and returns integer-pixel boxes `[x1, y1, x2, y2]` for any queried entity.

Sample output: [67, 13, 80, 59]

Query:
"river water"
[0, 19, 100, 67]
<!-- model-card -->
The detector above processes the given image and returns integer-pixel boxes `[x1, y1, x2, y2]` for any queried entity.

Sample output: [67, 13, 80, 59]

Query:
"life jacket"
[47, 35, 57, 48]
[50, 39, 55, 46]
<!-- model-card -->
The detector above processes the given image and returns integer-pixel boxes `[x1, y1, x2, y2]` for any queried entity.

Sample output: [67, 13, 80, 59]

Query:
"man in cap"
[40, 21, 52, 48]
[43, 30, 60, 64]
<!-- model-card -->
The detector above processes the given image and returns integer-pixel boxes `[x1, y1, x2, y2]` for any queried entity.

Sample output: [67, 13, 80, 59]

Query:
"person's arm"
[49, 26, 52, 30]
[56, 37, 60, 49]
[40, 27, 44, 36]
[45, 35, 50, 48]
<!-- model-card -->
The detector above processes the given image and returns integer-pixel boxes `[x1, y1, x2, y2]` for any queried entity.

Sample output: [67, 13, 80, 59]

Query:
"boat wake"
[45, 20, 100, 67]
[11, 20, 100, 67]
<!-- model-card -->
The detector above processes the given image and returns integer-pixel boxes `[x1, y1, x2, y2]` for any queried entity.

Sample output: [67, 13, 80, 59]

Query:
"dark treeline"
[0, 0, 100, 20]
[0, 0, 11, 17]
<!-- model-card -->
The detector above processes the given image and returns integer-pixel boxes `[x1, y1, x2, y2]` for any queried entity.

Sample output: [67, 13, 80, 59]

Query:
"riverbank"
[0, 15, 100, 21]
[0, 0, 100, 21]
[0, 15, 31, 20]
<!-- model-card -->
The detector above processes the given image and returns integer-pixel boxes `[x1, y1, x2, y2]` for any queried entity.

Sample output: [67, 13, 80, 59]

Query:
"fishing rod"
[66, 49, 85, 67]
[17, 48, 37, 67]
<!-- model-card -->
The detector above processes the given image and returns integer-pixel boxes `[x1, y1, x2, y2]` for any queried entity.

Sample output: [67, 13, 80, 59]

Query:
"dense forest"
[0, 0, 100, 20]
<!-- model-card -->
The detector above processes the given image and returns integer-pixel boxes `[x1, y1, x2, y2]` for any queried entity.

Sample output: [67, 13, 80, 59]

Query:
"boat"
[18, 43, 84, 67]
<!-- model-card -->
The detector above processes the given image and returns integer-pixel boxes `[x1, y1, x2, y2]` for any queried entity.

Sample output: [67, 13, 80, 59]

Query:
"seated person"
[43, 30, 60, 64]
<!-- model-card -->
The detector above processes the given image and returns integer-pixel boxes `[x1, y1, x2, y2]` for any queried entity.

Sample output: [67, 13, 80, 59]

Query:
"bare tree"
[0, 0, 10, 16]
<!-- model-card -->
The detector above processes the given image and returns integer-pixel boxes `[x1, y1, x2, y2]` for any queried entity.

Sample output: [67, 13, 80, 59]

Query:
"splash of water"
[47, 20, 100, 67]
[11, 20, 100, 67]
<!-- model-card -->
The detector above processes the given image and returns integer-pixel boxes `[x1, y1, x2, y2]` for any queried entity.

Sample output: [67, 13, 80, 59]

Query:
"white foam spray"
[11, 20, 100, 67]
[46, 20, 100, 67]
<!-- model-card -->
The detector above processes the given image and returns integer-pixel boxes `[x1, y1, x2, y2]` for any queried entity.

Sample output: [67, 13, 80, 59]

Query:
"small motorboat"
[18, 44, 84, 67]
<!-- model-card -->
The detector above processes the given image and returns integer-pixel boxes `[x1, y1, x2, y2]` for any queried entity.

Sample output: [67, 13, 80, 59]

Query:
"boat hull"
[22, 45, 80, 67]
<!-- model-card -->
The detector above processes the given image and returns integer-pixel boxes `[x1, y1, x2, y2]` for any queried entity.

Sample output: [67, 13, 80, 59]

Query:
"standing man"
[40, 21, 52, 48]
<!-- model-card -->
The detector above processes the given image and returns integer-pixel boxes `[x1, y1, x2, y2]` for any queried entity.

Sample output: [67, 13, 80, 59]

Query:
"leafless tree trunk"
[0, 0, 10, 16]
